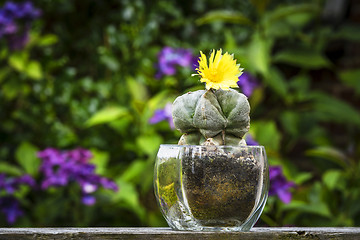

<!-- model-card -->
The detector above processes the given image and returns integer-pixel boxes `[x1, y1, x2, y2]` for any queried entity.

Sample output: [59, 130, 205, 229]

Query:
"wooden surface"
[0, 227, 360, 240]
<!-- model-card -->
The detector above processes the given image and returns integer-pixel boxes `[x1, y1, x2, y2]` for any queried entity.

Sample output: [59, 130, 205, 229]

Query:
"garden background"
[1, 0, 360, 227]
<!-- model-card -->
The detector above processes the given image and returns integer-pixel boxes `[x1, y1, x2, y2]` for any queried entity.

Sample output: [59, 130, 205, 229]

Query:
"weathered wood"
[0, 227, 359, 240]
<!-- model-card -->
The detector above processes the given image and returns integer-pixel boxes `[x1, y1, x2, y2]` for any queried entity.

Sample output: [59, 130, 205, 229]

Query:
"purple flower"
[245, 134, 258, 146]
[192, 55, 200, 71]
[1, 2, 18, 19]
[0, 174, 35, 194]
[149, 103, 174, 129]
[0, 196, 23, 224]
[0, 1, 41, 49]
[16, 1, 42, 20]
[14, 174, 36, 187]
[0, 21, 16, 35]
[269, 166, 296, 204]
[64, 148, 93, 164]
[77, 174, 119, 195]
[6, 28, 29, 50]
[81, 182, 98, 194]
[0, 174, 35, 224]
[1, 1, 41, 20]
[82, 195, 96, 206]
[99, 177, 119, 191]
[155, 47, 194, 78]
[38, 148, 72, 188]
[38, 148, 119, 206]
[0, 14, 17, 37]
[237, 72, 259, 97]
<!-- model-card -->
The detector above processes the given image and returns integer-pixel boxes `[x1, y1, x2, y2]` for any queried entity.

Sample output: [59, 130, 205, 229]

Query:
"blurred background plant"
[0, 0, 359, 227]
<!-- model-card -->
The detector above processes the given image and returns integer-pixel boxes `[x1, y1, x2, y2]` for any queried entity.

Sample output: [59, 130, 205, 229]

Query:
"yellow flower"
[193, 49, 243, 90]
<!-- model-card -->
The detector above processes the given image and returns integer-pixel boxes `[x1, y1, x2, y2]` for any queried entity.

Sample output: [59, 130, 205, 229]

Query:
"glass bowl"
[154, 144, 268, 232]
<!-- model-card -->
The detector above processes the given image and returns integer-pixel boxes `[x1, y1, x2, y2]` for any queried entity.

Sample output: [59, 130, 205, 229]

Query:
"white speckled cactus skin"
[172, 89, 250, 145]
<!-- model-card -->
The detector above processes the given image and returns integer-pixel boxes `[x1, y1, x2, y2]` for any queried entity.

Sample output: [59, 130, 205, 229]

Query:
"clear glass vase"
[154, 144, 268, 232]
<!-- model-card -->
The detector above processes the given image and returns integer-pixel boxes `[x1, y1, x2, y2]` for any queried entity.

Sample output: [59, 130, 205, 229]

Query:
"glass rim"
[159, 144, 265, 149]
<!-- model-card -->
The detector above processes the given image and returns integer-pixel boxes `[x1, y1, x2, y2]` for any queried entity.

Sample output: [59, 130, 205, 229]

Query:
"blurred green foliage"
[1, 0, 360, 227]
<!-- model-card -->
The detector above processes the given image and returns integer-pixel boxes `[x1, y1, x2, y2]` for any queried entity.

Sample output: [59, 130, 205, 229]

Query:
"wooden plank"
[0, 227, 359, 240]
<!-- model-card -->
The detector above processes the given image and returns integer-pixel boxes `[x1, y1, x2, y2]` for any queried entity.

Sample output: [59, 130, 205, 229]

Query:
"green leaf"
[283, 200, 332, 218]
[8, 52, 28, 72]
[38, 34, 58, 46]
[85, 106, 129, 127]
[147, 90, 172, 111]
[2, 80, 19, 100]
[136, 134, 162, 156]
[248, 87, 264, 110]
[196, 10, 253, 25]
[248, 32, 271, 75]
[126, 77, 149, 102]
[280, 111, 299, 137]
[251, 120, 281, 152]
[108, 116, 132, 135]
[120, 159, 148, 182]
[334, 25, 360, 42]
[0, 163, 23, 176]
[112, 180, 146, 220]
[112, 180, 138, 204]
[306, 146, 347, 168]
[293, 172, 312, 185]
[52, 122, 77, 147]
[26, 61, 43, 80]
[311, 92, 360, 126]
[339, 69, 360, 96]
[265, 4, 320, 24]
[100, 55, 119, 71]
[264, 67, 288, 97]
[289, 74, 310, 93]
[264, 21, 292, 38]
[323, 170, 343, 190]
[89, 149, 109, 175]
[285, 12, 314, 28]
[15, 142, 40, 176]
[224, 30, 237, 51]
[0, 48, 8, 59]
[273, 49, 331, 69]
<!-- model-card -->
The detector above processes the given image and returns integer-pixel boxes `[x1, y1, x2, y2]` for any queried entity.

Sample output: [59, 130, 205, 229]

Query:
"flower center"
[52, 165, 60, 173]
[209, 68, 221, 82]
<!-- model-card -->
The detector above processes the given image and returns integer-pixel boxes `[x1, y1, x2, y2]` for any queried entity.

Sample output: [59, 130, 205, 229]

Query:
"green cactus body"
[172, 89, 250, 146]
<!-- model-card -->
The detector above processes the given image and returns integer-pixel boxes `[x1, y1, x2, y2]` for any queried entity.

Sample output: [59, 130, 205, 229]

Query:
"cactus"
[172, 49, 250, 146]
[172, 89, 250, 145]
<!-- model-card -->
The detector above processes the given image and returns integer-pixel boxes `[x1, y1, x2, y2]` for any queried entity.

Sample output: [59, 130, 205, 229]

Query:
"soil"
[181, 147, 261, 226]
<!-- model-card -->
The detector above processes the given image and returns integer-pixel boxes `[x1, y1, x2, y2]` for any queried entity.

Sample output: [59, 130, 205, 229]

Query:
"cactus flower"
[193, 49, 243, 90]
